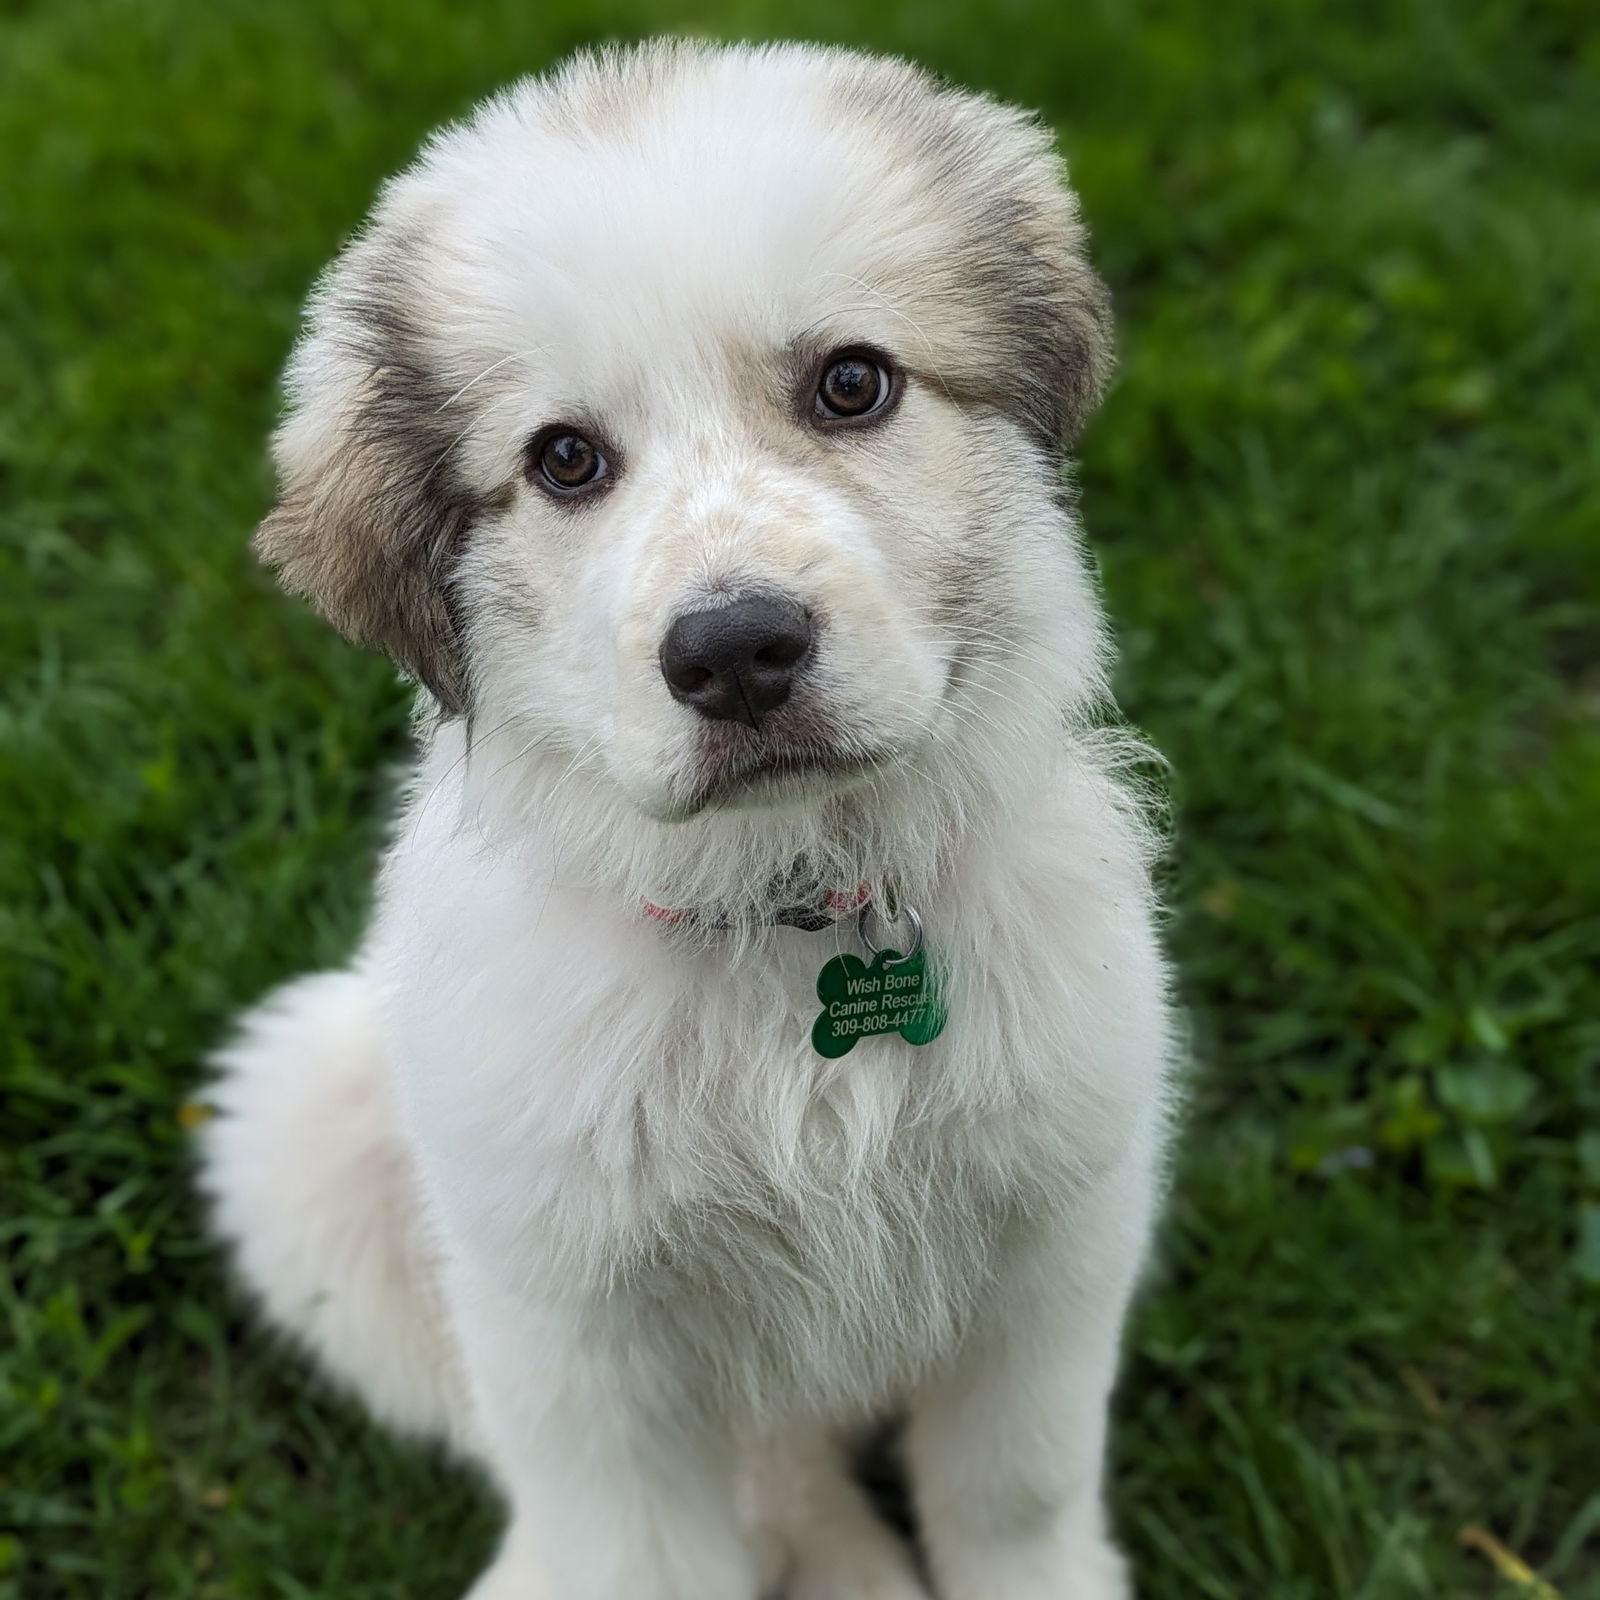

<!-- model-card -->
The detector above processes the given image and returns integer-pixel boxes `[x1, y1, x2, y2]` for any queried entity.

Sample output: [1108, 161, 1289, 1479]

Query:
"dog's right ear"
[255, 233, 481, 716]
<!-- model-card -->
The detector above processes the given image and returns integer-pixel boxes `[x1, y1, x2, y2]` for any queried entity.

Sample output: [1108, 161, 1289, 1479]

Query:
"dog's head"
[260, 42, 1113, 837]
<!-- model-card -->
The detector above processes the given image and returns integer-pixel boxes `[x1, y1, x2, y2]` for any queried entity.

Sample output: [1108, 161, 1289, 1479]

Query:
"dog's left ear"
[254, 229, 482, 716]
[1025, 192, 1115, 451]
[929, 82, 1116, 452]
[989, 143, 1116, 453]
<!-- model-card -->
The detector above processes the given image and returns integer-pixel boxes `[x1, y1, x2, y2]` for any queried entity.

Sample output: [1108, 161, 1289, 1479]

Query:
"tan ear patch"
[254, 465, 476, 716]
[254, 245, 494, 716]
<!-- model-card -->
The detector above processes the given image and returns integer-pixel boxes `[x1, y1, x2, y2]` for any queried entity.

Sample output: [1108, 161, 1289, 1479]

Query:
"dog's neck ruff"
[643, 883, 871, 933]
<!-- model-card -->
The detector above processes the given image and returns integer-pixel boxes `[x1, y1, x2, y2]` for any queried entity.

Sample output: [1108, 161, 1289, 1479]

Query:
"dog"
[198, 40, 1175, 1600]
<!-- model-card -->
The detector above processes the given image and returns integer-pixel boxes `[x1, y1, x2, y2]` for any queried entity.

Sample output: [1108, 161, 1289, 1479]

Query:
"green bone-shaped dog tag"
[811, 947, 946, 1058]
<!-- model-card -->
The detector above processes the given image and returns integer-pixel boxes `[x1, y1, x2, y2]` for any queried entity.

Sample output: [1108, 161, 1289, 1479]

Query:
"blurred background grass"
[2, 0, 1597, 1595]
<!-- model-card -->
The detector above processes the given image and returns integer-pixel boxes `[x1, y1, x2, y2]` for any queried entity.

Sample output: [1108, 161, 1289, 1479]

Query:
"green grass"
[3, 0, 1597, 1594]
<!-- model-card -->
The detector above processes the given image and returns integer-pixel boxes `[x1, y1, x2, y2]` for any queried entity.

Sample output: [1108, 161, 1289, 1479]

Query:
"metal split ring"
[857, 899, 924, 967]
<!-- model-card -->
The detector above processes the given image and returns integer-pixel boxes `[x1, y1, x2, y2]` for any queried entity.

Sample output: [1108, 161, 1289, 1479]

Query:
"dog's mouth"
[670, 739, 891, 818]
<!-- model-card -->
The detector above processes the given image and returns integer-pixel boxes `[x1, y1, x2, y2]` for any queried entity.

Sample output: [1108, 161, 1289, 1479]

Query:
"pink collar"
[643, 883, 870, 931]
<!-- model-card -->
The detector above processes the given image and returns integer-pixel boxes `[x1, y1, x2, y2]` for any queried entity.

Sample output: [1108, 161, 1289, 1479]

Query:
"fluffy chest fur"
[369, 732, 1170, 1413]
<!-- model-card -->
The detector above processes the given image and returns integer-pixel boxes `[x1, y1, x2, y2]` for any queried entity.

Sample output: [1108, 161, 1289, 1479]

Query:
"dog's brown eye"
[814, 351, 892, 422]
[527, 428, 608, 495]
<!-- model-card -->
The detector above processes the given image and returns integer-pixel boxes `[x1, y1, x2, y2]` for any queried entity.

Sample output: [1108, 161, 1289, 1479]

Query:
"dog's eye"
[814, 350, 894, 423]
[526, 427, 609, 496]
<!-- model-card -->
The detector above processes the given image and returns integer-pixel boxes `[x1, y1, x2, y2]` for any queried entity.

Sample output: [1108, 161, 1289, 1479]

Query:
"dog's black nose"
[660, 594, 812, 726]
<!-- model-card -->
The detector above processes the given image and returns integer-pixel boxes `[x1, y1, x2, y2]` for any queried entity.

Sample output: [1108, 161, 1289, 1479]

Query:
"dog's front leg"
[904, 1156, 1155, 1600]
[455, 1278, 759, 1600]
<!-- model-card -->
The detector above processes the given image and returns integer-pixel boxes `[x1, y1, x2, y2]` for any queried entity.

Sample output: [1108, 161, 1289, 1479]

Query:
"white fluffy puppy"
[200, 39, 1175, 1600]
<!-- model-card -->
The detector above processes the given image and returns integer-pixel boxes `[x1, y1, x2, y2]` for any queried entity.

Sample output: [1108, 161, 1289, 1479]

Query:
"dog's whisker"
[435, 346, 548, 413]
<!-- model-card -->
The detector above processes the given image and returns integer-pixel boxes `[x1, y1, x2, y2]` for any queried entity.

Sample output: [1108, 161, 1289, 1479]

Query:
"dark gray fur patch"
[255, 231, 492, 715]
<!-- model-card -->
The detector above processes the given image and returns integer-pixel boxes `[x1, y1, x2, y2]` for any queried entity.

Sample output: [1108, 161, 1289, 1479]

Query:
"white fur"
[200, 41, 1175, 1600]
